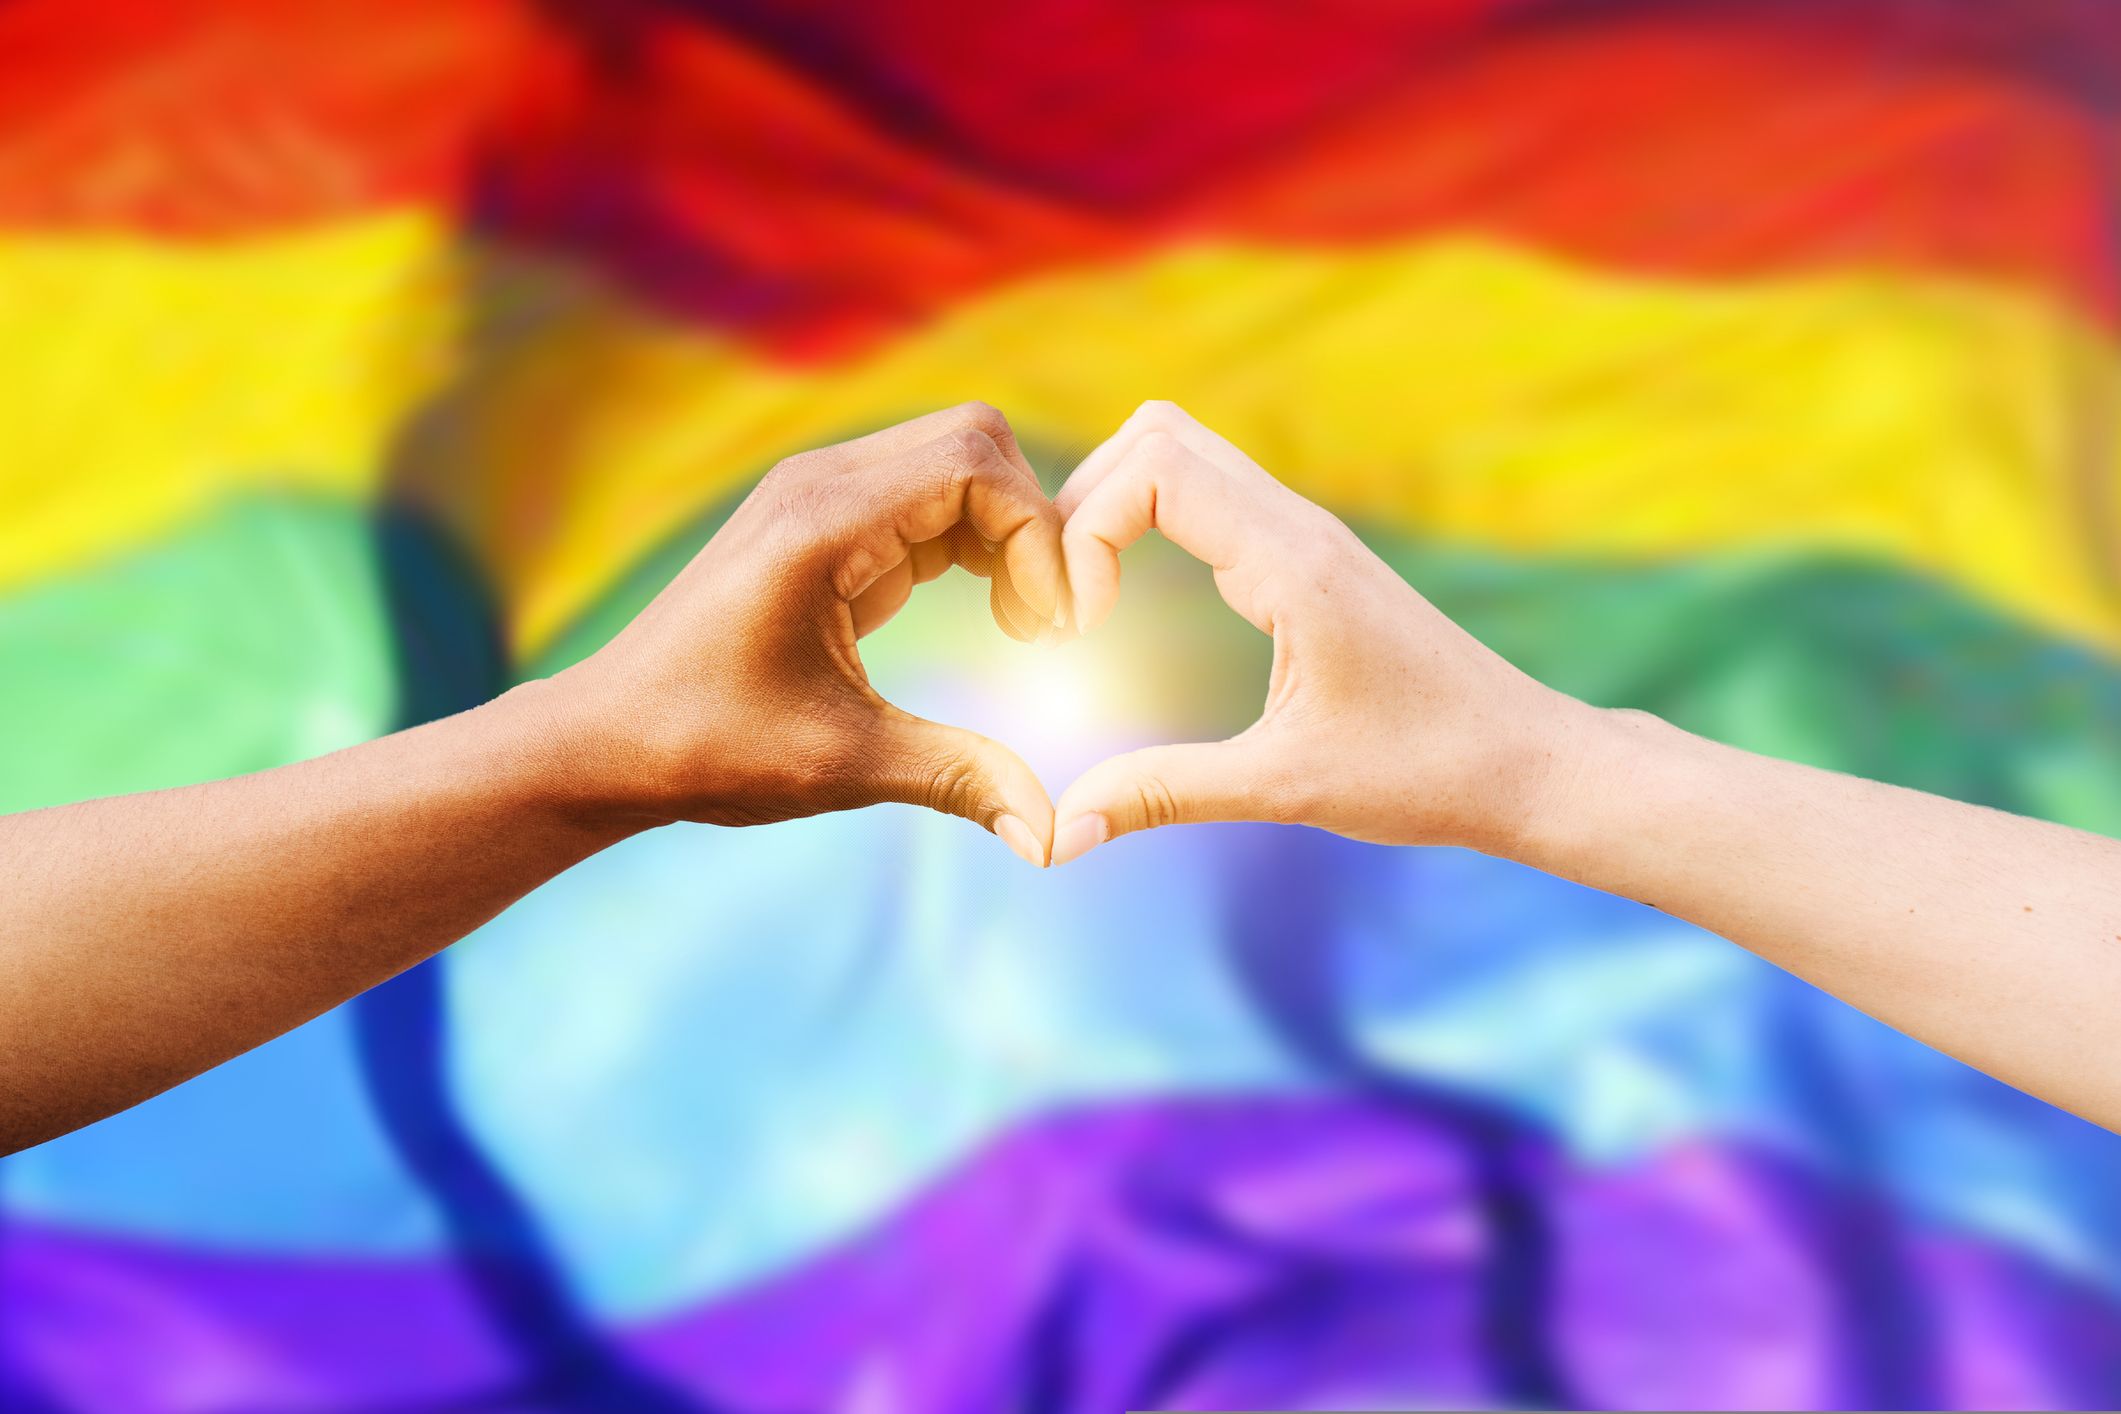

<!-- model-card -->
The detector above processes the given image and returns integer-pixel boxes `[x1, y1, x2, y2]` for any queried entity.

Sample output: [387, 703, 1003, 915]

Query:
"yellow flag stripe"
[0, 214, 457, 594]
[3, 216, 2115, 659]
[447, 240, 2121, 655]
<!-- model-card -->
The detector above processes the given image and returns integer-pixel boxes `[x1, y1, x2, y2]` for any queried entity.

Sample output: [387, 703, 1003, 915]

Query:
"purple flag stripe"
[8, 1095, 2120, 1412]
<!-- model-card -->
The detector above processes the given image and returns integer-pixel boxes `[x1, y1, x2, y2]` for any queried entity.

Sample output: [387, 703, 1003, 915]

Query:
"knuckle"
[1130, 427, 1183, 470]
[767, 447, 824, 484]
[940, 423, 999, 467]
[777, 477, 844, 537]
[1129, 773, 1184, 830]
[1132, 399, 1200, 443]
[829, 548, 878, 605]
[918, 752, 987, 820]
[949, 399, 1011, 441]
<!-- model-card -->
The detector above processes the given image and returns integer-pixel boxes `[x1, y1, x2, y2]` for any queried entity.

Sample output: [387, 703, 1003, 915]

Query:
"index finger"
[1054, 399, 1262, 518]
[1061, 414, 1293, 635]
[839, 426, 1067, 641]
[822, 400, 1044, 494]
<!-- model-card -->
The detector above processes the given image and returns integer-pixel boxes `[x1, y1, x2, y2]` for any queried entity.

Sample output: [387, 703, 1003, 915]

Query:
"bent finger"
[862, 427, 1065, 638]
[1063, 430, 1284, 634]
[1054, 399, 1265, 517]
[1049, 737, 1284, 865]
[822, 400, 1041, 486]
[865, 710, 1057, 865]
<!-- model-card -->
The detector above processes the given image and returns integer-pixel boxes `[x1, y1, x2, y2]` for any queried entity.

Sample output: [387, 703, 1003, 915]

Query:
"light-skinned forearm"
[1048, 401, 2121, 1132]
[1516, 704, 2121, 1130]
[0, 681, 636, 1154]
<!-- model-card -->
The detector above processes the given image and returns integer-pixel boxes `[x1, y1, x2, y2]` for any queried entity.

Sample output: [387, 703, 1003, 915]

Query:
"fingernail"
[1050, 812, 1109, 867]
[995, 814, 1045, 868]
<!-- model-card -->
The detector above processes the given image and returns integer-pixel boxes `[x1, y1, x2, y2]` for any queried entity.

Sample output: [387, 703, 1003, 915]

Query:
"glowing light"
[863, 569, 1188, 786]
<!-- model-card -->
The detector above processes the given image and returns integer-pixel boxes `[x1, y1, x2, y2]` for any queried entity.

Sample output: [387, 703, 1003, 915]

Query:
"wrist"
[1492, 699, 1683, 876]
[473, 674, 676, 837]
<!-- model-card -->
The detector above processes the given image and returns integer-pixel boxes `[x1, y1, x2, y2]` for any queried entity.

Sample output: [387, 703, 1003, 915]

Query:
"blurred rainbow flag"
[6, 1, 2121, 1409]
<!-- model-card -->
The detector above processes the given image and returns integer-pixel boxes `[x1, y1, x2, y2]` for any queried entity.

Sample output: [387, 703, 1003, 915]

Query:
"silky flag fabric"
[5, 1, 2121, 1410]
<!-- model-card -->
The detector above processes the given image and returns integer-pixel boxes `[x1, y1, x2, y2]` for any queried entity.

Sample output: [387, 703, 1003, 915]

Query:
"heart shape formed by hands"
[564, 398, 1565, 872]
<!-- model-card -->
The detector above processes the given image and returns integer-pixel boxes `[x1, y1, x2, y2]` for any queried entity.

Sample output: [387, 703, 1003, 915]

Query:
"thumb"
[1050, 737, 1275, 866]
[866, 709, 1056, 866]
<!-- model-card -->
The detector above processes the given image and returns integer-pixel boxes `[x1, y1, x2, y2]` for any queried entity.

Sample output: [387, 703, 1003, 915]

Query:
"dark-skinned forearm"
[0, 679, 641, 1154]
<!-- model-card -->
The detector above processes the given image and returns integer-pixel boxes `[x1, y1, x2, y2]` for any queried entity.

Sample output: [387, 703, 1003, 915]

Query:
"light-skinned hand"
[1047, 400, 1586, 865]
